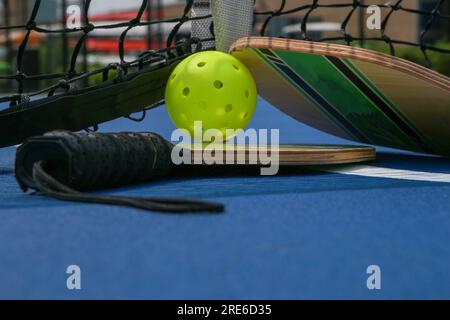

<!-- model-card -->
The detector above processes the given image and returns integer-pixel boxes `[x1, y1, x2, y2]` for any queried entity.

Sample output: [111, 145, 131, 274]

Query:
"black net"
[0, 0, 449, 110]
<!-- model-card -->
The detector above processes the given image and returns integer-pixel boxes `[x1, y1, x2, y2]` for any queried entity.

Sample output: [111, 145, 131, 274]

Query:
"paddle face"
[182, 144, 376, 166]
[231, 37, 450, 156]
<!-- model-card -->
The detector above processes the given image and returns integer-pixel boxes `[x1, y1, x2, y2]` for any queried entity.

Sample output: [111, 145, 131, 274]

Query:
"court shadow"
[2, 151, 449, 211]
[0, 167, 13, 175]
[376, 151, 450, 169]
[111, 151, 450, 200]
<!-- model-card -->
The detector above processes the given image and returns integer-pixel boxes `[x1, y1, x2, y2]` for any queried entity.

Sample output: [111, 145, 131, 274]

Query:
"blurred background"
[0, 0, 448, 98]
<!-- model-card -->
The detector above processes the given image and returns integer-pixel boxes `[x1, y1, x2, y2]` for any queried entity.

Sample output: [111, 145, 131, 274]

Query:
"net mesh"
[191, 0, 215, 50]
[0, 0, 449, 110]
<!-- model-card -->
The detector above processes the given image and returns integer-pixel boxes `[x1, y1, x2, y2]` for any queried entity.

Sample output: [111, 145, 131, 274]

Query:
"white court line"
[315, 165, 450, 183]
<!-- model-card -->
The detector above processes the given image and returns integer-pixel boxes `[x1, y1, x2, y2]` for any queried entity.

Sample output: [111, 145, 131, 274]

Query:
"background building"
[1, 0, 448, 92]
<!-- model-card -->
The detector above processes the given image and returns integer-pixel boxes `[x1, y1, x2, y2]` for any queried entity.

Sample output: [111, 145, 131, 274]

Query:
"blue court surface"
[0, 98, 449, 299]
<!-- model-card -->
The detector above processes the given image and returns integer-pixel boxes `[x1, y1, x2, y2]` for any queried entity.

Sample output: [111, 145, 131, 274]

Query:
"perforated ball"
[165, 51, 257, 141]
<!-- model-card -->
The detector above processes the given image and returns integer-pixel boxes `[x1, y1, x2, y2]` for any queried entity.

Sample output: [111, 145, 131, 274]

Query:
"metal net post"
[211, 0, 254, 52]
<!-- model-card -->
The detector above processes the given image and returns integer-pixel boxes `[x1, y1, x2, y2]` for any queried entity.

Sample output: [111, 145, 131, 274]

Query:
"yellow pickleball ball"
[165, 51, 257, 141]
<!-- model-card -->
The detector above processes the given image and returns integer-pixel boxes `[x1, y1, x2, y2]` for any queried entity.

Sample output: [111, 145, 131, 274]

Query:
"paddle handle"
[15, 131, 223, 213]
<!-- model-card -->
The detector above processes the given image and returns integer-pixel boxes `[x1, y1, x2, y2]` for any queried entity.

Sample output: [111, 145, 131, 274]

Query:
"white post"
[211, 0, 254, 52]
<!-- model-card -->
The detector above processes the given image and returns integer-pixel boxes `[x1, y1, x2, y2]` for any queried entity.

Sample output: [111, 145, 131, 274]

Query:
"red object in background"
[84, 38, 164, 53]
[88, 10, 164, 22]
[0, 31, 44, 47]
[75, 9, 168, 53]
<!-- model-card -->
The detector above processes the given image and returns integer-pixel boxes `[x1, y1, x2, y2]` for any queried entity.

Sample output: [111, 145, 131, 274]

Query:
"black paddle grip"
[15, 131, 175, 192]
